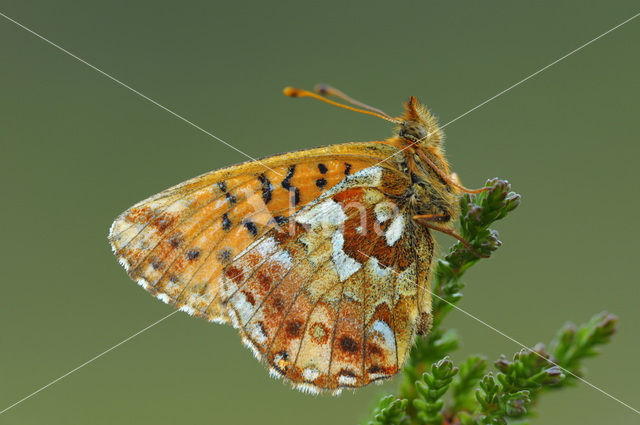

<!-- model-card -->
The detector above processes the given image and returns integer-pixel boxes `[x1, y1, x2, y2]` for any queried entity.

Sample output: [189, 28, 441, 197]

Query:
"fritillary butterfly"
[108, 85, 486, 394]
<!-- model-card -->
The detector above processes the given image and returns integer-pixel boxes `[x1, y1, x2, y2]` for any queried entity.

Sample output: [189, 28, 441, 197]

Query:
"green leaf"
[551, 312, 617, 376]
[452, 355, 488, 414]
[413, 356, 459, 425]
[366, 395, 409, 425]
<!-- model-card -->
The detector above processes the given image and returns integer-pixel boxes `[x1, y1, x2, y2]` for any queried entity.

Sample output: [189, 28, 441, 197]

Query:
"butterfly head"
[397, 96, 443, 150]
[397, 97, 456, 202]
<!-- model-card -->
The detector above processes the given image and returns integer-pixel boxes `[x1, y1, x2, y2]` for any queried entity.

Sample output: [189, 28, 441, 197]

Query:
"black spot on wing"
[273, 215, 287, 226]
[282, 165, 295, 190]
[290, 187, 300, 206]
[151, 257, 163, 270]
[318, 163, 328, 174]
[339, 336, 359, 353]
[269, 215, 288, 230]
[257, 173, 273, 204]
[225, 192, 237, 206]
[344, 163, 352, 175]
[169, 234, 183, 248]
[222, 213, 232, 230]
[186, 249, 200, 260]
[217, 248, 232, 263]
[281, 165, 300, 206]
[316, 178, 327, 189]
[243, 219, 258, 237]
[217, 181, 227, 192]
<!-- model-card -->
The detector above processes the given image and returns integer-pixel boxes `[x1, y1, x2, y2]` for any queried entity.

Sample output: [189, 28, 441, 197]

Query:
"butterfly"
[108, 84, 487, 395]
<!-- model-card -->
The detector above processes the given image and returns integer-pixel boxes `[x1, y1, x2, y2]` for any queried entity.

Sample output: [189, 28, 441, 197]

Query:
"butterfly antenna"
[416, 219, 490, 258]
[314, 84, 397, 121]
[284, 86, 401, 124]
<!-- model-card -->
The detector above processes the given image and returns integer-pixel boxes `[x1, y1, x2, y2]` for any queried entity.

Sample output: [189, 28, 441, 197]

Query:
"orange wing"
[110, 142, 398, 319]
[109, 140, 434, 393]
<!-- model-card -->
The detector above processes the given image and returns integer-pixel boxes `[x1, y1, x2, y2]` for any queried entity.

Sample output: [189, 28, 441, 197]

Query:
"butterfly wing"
[222, 180, 436, 393]
[109, 140, 435, 392]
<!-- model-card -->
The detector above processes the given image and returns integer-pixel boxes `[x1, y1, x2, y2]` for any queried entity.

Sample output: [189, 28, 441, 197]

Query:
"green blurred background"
[1, 1, 639, 424]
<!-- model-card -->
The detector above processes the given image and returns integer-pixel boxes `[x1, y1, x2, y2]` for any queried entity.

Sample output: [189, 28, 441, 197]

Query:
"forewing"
[109, 141, 401, 323]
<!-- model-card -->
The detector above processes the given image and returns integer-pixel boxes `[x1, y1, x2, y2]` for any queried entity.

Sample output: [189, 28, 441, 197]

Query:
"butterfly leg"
[412, 214, 489, 258]
[413, 213, 449, 223]
[415, 149, 489, 194]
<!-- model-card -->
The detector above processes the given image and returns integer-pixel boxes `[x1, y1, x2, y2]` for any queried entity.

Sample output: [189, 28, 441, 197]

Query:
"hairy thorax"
[389, 138, 461, 226]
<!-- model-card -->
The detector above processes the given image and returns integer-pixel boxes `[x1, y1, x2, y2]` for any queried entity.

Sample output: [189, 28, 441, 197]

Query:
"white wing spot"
[272, 248, 293, 269]
[136, 278, 149, 290]
[338, 375, 357, 386]
[209, 316, 227, 324]
[302, 367, 320, 381]
[234, 236, 277, 261]
[385, 214, 405, 246]
[156, 293, 171, 304]
[374, 203, 393, 223]
[372, 320, 396, 350]
[268, 367, 284, 379]
[296, 199, 347, 228]
[294, 383, 320, 395]
[230, 292, 254, 325]
[118, 257, 131, 272]
[369, 372, 391, 380]
[367, 257, 392, 279]
[179, 304, 196, 316]
[228, 309, 240, 328]
[248, 321, 267, 344]
[241, 337, 262, 360]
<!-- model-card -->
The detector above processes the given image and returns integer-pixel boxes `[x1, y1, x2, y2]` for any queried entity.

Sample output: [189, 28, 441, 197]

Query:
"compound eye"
[399, 121, 427, 142]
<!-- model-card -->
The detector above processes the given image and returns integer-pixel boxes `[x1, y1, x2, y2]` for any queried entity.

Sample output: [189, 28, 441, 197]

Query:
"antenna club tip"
[283, 87, 301, 97]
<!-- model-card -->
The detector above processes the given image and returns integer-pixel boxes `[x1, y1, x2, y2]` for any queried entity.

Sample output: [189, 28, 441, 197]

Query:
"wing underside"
[109, 141, 434, 393]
